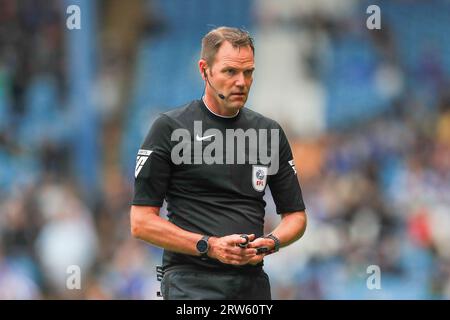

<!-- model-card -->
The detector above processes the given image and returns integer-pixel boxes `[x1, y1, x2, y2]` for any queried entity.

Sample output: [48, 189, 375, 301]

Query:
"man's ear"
[198, 59, 208, 80]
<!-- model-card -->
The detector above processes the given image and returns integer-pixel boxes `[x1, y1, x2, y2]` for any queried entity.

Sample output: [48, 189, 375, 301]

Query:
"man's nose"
[234, 72, 245, 87]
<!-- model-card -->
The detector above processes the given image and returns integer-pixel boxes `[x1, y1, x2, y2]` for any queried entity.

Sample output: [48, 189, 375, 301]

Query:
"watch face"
[197, 240, 208, 253]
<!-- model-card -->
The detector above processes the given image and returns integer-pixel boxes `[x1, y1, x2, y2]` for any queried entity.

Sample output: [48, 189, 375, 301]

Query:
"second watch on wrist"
[264, 234, 280, 253]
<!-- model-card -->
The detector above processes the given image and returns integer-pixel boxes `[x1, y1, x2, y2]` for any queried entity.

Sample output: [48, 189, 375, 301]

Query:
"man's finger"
[225, 234, 245, 245]
[229, 246, 256, 256]
[247, 238, 266, 248]
[244, 251, 257, 258]
[242, 248, 257, 256]
[238, 234, 250, 248]
[248, 255, 265, 265]
[237, 233, 257, 247]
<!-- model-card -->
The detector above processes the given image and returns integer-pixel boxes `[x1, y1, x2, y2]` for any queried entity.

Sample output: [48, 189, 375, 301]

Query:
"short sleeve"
[132, 115, 173, 207]
[268, 123, 306, 214]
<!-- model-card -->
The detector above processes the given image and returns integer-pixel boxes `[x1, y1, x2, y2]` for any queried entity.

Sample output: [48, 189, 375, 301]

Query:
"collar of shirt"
[202, 97, 240, 119]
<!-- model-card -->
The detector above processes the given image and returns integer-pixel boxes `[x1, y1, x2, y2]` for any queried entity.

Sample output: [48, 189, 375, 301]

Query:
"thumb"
[237, 234, 252, 247]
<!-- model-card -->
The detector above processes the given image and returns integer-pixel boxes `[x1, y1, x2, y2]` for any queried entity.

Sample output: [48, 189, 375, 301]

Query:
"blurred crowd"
[1, 0, 450, 299]
[0, 0, 160, 299]
[261, 1, 450, 299]
[264, 94, 450, 299]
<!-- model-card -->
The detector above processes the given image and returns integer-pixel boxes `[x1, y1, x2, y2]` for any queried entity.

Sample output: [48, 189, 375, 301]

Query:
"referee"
[130, 27, 307, 300]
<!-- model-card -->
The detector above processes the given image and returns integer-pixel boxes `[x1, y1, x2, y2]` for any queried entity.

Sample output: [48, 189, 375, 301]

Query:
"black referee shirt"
[133, 99, 306, 271]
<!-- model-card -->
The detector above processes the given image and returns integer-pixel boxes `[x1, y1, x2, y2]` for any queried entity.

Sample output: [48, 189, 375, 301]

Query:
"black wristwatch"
[196, 235, 211, 259]
[264, 234, 280, 253]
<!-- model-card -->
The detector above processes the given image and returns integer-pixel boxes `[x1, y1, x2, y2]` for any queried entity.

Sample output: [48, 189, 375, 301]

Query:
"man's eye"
[226, 69, 236, 75]
[244, 70, 254, 77]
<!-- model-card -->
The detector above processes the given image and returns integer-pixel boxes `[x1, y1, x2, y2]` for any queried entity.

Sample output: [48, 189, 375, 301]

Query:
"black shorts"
[160, 265, 272, 300]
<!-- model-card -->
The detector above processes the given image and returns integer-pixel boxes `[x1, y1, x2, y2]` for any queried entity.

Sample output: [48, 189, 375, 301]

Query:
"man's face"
[207, 41, 255, 110]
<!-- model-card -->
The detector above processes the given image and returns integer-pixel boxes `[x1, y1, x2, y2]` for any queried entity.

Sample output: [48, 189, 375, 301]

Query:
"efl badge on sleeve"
[252, 165, 268, 192]
[135, 149, 153, 178]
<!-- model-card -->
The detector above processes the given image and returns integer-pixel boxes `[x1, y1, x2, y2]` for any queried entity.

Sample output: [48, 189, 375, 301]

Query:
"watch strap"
[199, 235, 210, 258]
[264, 234, 280, 253]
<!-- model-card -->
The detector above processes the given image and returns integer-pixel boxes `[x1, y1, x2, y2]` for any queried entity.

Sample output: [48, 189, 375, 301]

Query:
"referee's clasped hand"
[207, 234, 258, 266]
[246, 236, 276, 265]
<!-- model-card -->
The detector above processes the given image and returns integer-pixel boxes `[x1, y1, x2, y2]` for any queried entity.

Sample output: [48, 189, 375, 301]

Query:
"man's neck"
[202, 95, 239, 118]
